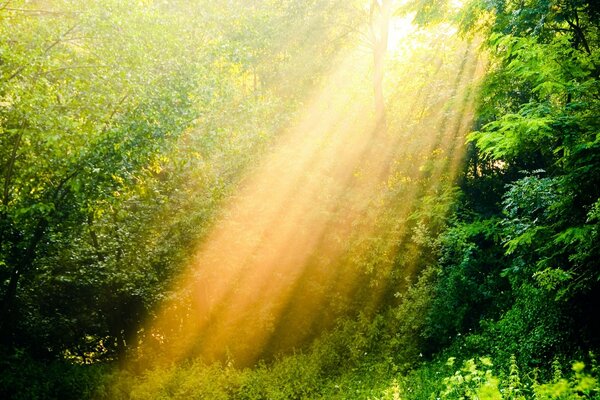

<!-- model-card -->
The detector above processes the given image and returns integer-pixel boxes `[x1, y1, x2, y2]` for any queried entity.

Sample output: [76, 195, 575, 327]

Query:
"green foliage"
[423, 218, 510, 352]
[0, 0, 214, 358]
[441, 357, 502, 399]
[0, 350, 107, 400]
[391, 2, 600, 396]
[439, 358, 600, 400]
[93, 351, 599, 400]
[2, 0, 599, 397]
[0, 0, 362, 365]
[92, 313, 399, 399]
[385, 356, 599, 400]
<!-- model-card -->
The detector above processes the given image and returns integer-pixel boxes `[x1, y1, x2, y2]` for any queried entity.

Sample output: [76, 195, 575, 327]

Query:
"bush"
[0, 350, 107, 400]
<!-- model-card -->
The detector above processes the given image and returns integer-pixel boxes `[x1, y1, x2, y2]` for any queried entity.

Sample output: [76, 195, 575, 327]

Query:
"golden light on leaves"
[125, 20, 486, 371]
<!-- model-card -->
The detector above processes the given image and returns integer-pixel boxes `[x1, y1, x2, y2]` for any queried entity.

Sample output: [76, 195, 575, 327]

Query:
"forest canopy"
[1, 0, 599, 399]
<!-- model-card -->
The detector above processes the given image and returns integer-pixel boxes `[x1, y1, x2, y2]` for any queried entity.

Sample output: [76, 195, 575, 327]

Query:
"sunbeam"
[125, 18, 486, 372]
[5, 0, 598, 397]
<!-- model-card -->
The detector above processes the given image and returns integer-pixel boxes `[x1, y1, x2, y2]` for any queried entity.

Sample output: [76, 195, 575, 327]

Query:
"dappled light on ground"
[129, 21, 485, 371]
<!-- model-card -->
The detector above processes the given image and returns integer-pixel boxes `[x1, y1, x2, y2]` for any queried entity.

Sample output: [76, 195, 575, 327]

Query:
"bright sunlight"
[4, 0, 598, 399]
[133, 8, 485, 369]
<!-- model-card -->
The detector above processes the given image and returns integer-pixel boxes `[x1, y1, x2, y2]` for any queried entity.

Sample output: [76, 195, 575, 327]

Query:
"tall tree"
[370, 0, 392, 130]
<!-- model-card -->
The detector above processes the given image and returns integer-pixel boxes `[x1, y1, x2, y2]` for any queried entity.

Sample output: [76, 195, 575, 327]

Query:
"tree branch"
[3, 7, 81, 16]
[38, 64, 110, 77]
[5, 24, 78, 82]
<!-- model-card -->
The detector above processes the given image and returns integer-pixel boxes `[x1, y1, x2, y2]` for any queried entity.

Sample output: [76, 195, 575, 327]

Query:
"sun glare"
[387, 14, 416, 55]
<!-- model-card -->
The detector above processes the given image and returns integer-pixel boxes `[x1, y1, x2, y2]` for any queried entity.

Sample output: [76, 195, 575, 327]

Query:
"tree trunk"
[0, 219, 48, 343]
[370, 0, 391, 132]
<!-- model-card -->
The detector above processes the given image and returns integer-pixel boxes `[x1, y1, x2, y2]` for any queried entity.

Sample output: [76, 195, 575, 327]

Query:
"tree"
[370, 0, 392, 130]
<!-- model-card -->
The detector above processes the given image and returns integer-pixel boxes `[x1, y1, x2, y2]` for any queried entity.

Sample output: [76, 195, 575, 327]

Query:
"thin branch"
[565, 7, 592, 55]
[38, 64, 110, 77]
[2, 127, 23, 206]
[53, 166, 83, 203]
[329, 27, 356, 45]
[101, 92, 130, 133]
[359, 29, 375, 48]
[3, 7, 81, 16]
[60, 35, 96, 42]
[5, 24, 78, 81]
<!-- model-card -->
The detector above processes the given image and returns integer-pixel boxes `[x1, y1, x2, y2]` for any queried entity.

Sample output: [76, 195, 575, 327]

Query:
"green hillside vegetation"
[1, 0, 599, 398]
